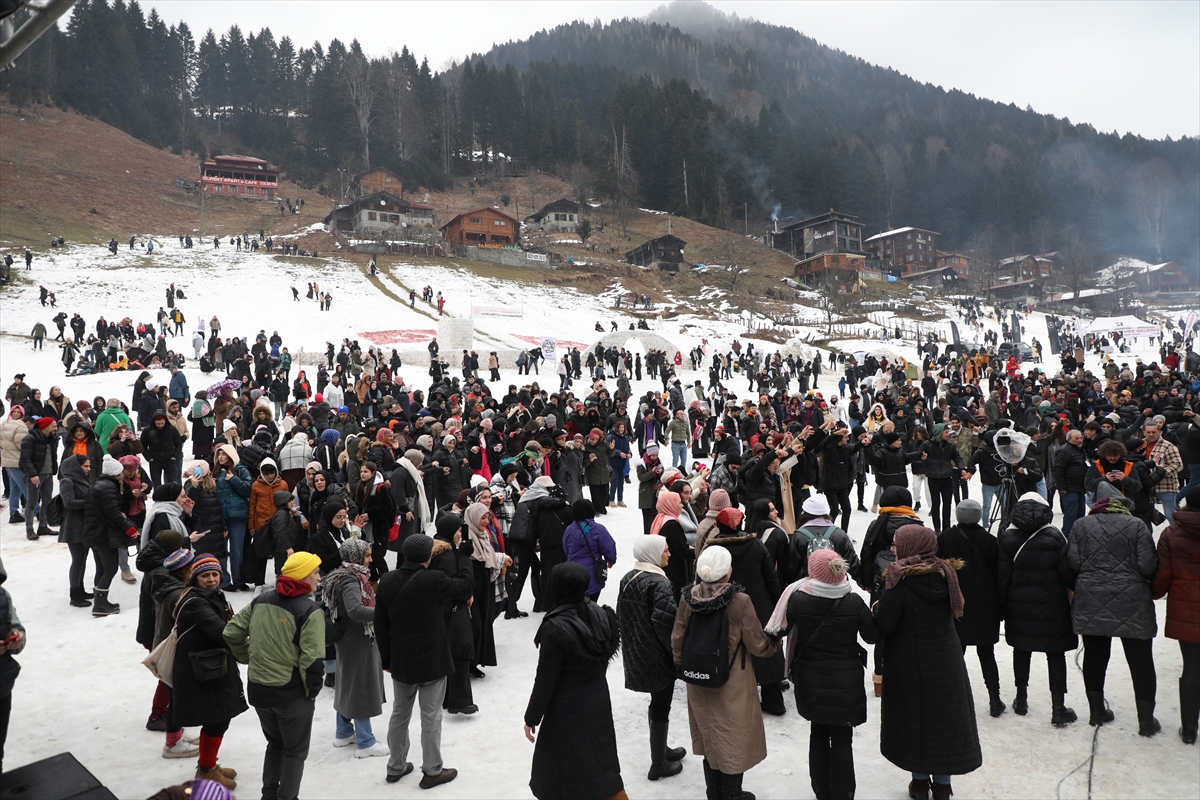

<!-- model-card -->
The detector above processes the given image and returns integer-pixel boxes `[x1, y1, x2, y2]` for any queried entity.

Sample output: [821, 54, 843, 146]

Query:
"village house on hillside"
[199, 154, 279, 200]
[322, 191, 434, 237]
[863, 226, 939, 273]
[525, 198, 582, 232]
[937, 251, 972, 279]
[625, 234, 686, 272]
[1099, 256, 1194, 297]
[350, 167, 404, 199]
[441, 207, 520, 247]
[765, 209, 864, 260]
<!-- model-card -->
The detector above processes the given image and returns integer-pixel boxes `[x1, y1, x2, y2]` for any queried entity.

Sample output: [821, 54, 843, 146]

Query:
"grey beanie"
[956, 499, 982, 526]
[402, 533, 434, 563]
[1094, 481, 1127, 504]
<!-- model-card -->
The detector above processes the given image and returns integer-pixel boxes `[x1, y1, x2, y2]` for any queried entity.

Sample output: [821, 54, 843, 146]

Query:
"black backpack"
[680, 604, 744, 688]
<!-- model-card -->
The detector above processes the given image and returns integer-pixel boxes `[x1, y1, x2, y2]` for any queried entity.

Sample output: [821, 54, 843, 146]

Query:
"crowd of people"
[1, 288, 1199, 800]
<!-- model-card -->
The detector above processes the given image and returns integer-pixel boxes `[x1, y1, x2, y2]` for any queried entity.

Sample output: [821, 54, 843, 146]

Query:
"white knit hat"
[101, 454, 123, 477]
[802, 495, 831, 516]
[695, 545, 732, 583]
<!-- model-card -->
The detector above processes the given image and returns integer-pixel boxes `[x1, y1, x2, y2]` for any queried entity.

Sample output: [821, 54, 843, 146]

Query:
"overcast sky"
[146, 0, 1199, 140]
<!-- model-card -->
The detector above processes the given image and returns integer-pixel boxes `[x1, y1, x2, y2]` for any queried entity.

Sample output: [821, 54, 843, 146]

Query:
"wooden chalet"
[322, 191, 433, 237]
[440, 207, 519, 247]
[199, 155, 279, 200]
[351, 167, 403, 199]
[626, 234, 686, 272]
[863, 226, 939, 272]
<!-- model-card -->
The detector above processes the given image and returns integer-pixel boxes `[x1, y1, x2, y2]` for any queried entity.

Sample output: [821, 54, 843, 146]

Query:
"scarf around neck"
[765, 576, 853, 675]
[1090, 497, 1132, 516]
[320, 561, 376, 638]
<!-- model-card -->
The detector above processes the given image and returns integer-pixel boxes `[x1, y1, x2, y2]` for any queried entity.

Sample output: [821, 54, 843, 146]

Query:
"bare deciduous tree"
[341, 53, 377, 170]
[382, 54, 423, 165]
[1060, 225, 1093, 302]
[1132, 159, 1172, 263]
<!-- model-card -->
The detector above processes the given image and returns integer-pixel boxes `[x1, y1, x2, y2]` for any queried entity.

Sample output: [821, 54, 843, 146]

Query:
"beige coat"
[1, 418, 29, 469]
[695, 513, 719, 555]
[672, 581, 779, 774]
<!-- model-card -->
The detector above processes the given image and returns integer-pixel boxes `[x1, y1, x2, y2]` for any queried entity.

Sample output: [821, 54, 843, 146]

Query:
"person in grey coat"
[58, 454, 99, 607]
[319, 538, 388, 758]
[1068, 481, 1160, 735]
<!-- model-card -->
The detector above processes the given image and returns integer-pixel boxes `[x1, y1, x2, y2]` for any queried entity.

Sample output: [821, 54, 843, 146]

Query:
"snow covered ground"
[1, 241, 1197, 798]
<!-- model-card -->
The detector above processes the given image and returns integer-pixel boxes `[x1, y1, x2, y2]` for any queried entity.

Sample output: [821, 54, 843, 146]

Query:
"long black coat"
[937, 523, 1001, 646]
[708, 529, 785, 685]
[170, 586, 248, 728]
[525, 601, 623, 800]
[787, 590, 879, 725]
[616, 568, 676, 693]
[374, 547, 474, 684]
[874, 568, 982, 776]
[997, 500, 1077, 653]
[430, 540, 474, 662]
[135, 541, 171, 649]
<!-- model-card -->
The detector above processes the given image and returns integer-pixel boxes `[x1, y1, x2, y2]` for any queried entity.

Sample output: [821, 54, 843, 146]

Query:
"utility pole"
[199, 182, 205, 238]
[14, 117, 22, 177]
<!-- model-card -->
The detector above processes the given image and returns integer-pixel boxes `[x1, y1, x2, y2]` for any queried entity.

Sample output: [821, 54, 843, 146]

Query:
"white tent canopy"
[1080, 315, 1160, 337]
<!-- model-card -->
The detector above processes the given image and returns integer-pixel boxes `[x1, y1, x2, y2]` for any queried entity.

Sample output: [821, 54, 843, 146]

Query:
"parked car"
[997, 341, 1033, 362]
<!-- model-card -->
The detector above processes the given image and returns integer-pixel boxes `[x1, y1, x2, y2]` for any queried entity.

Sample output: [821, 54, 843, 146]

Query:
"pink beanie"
[808, 549, 848, 586]
[708, 488, 731, 513]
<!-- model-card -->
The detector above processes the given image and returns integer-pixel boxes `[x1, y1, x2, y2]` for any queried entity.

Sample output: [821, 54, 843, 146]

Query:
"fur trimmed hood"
[535, 602, 620, 665]
[682, 580, 745, 614]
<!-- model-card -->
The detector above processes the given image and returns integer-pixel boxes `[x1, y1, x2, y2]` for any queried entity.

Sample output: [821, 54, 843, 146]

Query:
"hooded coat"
[874, 563, 982, 776]
[525, 599, 623, 800]
[56, 455, 92, 545]
[1067, 489, 1158, 640]
[672, 582, 778, 774]
[997, 499, 1076, 653]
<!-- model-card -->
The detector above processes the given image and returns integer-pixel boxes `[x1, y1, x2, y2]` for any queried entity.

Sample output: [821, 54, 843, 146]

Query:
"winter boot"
[702, 759, 722, 800]
[646, 718, 683, 781]
[720, 771, 754, 800]
[1086, 691, 1115, 726]
[195, 766, 236, 790]
[1013, 686, 1028, 716]
[1136, 700, 1161, 737]
[91, 589, 120, 617]
[931, 782, 954, 800]
[69, 587, 90, 608]
[1180, 676, 1200, 745]
[873, 673, 883, 697]
[908, 778, 931, 800]
[1051, 691, 1077, 727]
[81, 587, 93, 600]
[986, 682, 1006, 717]
[146, 715, 167, 732]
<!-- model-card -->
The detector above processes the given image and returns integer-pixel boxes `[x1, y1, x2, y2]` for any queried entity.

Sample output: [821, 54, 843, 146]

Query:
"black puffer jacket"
[919, 438, 965, 479]
[997, 499, 1076, 653]
[869, 441, 912, 489]
[1068, 497, 1158, 640]
[84, 473, 137, 548]
[790, 521, 860, 583]
[186, 484, 227, 556]
[1051, 443, 1089, 494]
[140, 419, 182, 464]
[937, 523, 1001, 647]
[617, 568, 677, 693]
[787, 590, 879, 726]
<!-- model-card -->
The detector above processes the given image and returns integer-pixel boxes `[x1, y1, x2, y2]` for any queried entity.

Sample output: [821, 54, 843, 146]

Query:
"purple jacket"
[562, 519, 618, 596]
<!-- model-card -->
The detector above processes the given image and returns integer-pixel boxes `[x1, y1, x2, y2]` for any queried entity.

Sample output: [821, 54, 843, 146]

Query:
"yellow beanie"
[280, 552, 322, 581]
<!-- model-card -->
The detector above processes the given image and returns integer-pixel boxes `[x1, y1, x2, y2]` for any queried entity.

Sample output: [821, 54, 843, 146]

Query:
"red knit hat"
[716, 507, 744, 530]
[35, 417, 56, 430]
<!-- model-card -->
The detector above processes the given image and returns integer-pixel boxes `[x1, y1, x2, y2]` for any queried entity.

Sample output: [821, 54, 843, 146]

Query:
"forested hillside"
[2, 0, 1196, 270]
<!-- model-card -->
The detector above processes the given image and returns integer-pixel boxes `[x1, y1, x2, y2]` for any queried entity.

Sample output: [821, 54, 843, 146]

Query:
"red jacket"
[1152, 509, 1200, 643]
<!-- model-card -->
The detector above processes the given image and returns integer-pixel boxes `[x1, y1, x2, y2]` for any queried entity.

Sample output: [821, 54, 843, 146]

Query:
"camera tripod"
[986, 471, 1019, 534]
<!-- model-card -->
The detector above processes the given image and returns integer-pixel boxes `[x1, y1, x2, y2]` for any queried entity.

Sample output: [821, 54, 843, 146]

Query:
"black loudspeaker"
[0, 752, 117, 799]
